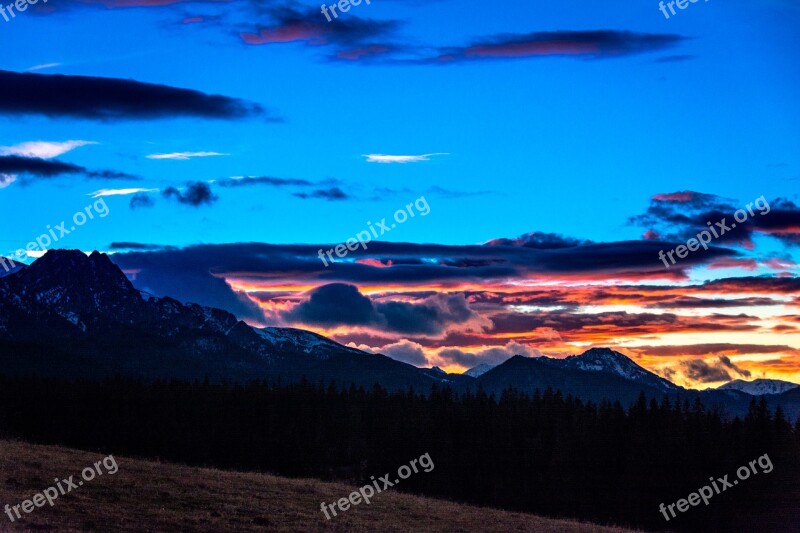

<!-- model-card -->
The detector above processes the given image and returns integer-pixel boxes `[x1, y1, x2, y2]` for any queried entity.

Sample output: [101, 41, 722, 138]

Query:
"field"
[0, 439, 637, 532]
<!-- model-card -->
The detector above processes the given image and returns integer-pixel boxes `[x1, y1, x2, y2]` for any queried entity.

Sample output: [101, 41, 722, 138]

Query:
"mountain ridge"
[1, 250, 799, 420]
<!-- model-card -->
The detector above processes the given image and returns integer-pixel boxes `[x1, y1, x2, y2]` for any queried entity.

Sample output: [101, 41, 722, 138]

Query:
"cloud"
[485, 232, 593, 249]
[163, 181, 218, 207]
[218, 176, 313, 188]
[364, 153, 449, 164]
[0, 155, 137, 182]
[437, 341, 541, 368]
[130, 193, 157, 209]
[147, 151, 228, 160]
[681, 359, 733, 383]
[0, 174, 16, 188]
[680, 355, 752, 384]
[27, 63, 63, 72]
[113, 254, 266, 324]
[0, 156, 88, 177]
[240, 6, 399, 47]
[90, 187, 159, 198]
[287, 284, 377, 326]
[109, 242, 167, 251]
[0, 70, 270, 121]
[637, 344, 800, 358]
[630, 191, 800, 249]
[293, 187, 349, 201]
[423, 30, 684, 63]
[335, 30, 685, 64]
[286, 284, 489, 336]
[0, 140, 97, 159]
[718, 355, 752, 378]
[355, 340, 430, 366]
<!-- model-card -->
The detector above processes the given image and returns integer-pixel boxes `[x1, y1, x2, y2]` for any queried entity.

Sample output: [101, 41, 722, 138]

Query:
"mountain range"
[1, 250, 799, 420]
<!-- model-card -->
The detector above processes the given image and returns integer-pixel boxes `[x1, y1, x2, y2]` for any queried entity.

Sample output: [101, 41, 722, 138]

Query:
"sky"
[0, 0, 799, 388]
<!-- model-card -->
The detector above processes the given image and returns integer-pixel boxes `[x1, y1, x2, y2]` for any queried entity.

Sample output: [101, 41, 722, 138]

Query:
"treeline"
[0, 376, 798, 531]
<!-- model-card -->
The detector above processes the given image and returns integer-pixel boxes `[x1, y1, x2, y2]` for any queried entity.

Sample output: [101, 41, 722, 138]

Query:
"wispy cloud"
[90, 187, 159, 198]
[0, 174, 16, 188]
[146, 151, 229, 160]
[364, 153, 449, 164]
[0, 140, 97, 159]
[27, 63, 63, 72]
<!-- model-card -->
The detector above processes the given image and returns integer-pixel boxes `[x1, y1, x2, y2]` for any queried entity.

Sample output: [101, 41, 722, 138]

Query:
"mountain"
[1, 250, 799, 420]
[0, 250, 448, 391]
[464, 363, 495, 377]
[476, 351, 677, 407]
[718, 378, 800, 395]
[550, 348, 677, 392]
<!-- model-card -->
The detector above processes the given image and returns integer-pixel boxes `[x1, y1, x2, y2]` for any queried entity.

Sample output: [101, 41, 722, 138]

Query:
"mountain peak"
[718, 379, 799, 396]
[561, 348, 677, 391]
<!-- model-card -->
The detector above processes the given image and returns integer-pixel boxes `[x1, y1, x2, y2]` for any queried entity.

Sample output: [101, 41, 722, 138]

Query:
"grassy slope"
[0, 440, 639, 532]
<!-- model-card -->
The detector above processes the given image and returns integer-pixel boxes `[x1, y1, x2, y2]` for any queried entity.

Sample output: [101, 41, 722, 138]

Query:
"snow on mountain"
[464, 363, 495, 378]
[554, 348, 677, 391]
[718, 379, 799, 396]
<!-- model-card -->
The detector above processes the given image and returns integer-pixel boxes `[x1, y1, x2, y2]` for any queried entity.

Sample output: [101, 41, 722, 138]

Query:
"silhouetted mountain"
[0, 250, 444, 390]
[1, 250, 799, 419]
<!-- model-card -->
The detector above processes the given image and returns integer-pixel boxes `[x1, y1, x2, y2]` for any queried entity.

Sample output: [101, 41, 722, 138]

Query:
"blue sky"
[1, 0, 799, 384]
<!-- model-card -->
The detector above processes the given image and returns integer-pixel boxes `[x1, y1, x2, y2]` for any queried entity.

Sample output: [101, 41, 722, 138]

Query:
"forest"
[0, 376, 798, 532]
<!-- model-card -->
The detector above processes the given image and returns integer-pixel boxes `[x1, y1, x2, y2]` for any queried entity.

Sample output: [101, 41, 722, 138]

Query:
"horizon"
[4, 247, 800, 392]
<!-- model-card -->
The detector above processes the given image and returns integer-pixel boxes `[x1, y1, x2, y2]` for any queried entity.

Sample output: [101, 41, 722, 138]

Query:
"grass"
[0, 439, 639, 532]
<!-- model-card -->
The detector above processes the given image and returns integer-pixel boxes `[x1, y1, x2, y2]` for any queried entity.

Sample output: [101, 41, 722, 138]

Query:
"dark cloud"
[375, 293, 486, 335]
[486, 232, 593, 250]
[718, 355, 752, 378]
[681, 359, 732, 383]
[240, 6, 399, 46]
[0, 70, 270, 121]
[681, 355, 752, 383]
[217, 176, 313, 188]
[630, 191, 800, 248]
[0, 155, 85, 177]
[112, 256, 265, 323]
[0, 155, 138, 181]
[638, 344, 800, 358]
[286, 284, 485, 335]
[109, 242, 167, 251]
[293, 187, 349, 201]
[418, 30, 685, 64]
[130, 193, 156, 209]
[163, 182, 218, 207]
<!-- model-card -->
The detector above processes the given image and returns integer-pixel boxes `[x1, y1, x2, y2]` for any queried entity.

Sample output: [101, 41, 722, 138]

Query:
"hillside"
[0, 440, 636, 532]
